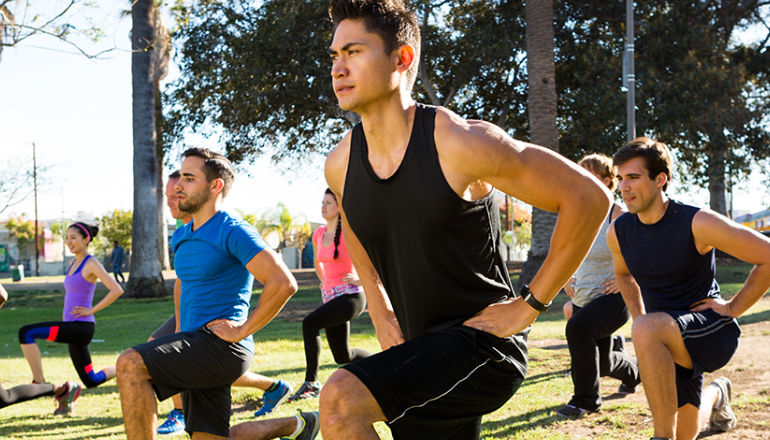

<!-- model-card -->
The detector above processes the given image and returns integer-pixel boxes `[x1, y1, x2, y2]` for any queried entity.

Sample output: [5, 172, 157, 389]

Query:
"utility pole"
[33, 142, 40, 277]
[623, 0, 636, 141]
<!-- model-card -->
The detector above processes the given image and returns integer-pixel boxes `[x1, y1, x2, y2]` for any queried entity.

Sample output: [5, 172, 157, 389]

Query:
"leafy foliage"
[163, 0, 529, 164]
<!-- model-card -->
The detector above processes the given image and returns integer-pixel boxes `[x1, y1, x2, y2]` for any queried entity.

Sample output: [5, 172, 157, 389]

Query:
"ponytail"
[333, 213, 341, 259]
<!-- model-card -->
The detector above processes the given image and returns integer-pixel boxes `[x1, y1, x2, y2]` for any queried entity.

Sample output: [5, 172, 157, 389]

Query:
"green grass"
[0, 263, 767, 439]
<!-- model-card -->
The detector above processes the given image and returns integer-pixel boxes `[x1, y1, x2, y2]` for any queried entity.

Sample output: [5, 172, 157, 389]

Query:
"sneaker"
[709, 377, 736, 432]
[254, 380, 293, 417]
[158, 409, 186, 435]
[281, 410, 319, 440]
[554, 404, 591, 420]
[612, 334, 625, 352]
[288, 381, 321, 402]
[53, 381, 82, 416]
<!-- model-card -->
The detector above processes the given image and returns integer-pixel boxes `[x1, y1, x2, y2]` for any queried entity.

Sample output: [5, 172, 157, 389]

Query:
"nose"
[331, 58, 347, 79]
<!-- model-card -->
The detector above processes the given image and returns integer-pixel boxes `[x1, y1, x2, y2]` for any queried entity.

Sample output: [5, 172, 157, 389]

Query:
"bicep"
[87, 260, 122, 292]
[693, 211, 770, 265]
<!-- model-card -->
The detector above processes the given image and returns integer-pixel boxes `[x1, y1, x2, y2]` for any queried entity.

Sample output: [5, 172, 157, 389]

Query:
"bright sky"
[1, 2, 767, 228]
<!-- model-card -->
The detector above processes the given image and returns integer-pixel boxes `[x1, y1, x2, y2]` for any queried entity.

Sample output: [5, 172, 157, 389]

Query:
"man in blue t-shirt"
[607, 137, 770, 440]
[116, 148, 299, 440]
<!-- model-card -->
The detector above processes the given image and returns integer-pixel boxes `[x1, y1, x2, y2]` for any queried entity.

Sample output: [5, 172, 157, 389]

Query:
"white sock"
[287, 414, 304, 439]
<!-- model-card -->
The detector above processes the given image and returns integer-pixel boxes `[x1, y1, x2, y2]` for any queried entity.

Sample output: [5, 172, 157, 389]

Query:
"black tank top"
[613, 199, 720, 312]
[342, 104, 519, 340]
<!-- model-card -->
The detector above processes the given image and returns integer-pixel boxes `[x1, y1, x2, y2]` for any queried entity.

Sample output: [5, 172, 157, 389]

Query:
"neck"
[637, 193, 670, 224]
[190, 199, 221, 230]
[326, 216, 339, 231]
[181, 214, 193, 225]
[357, 92, 416, 154]
[75, 250, 88, 260]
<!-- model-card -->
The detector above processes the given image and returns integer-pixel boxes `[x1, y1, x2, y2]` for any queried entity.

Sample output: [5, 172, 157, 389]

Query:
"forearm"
[238, 279, 296, 337]
[0, 284, 7, 309]
[173, 279, 181, 332]
[92, 289, 123, 313]
[617, 275, 645, 319]
[529, 191, 610, 303]
[727, 263, 770, 317]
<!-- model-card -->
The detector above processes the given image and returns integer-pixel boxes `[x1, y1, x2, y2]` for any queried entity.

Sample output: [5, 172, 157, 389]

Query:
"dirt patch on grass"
[549, 319, 770, 439]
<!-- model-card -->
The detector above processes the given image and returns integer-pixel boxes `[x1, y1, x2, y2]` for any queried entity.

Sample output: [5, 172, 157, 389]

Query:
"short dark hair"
[613, 137, 673, 191]
[181, 148, 235, 198]
[329, 0, 421, 90]
[169, 169, 181, 179]
[578, 153, 617, 191]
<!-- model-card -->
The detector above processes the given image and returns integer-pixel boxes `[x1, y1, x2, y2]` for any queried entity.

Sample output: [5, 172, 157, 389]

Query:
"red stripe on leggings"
[85, 364, 93, 373]
[47, 326, 59, 341]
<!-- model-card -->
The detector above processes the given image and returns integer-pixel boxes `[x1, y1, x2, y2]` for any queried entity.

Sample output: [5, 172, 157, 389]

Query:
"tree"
[127, 0, 166, 298]
[0, 159, 34, 217]
[553, 1, 770, 215]
[519, 0, 559, 288]
[0, 0, 112, 61]
[163, 0, 529, 164]
[5, 214, 43, 259]
[242, 204, 311, 253]
[98, 209, 133, 245]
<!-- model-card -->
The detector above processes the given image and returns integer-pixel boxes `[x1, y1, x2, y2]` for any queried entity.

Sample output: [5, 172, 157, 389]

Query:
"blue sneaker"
[158, 409, 185, 435]
[254, 380, 293, 417]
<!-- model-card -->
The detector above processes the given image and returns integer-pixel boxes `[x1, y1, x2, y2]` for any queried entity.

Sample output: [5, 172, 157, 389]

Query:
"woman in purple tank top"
[18, 222, 123, 408]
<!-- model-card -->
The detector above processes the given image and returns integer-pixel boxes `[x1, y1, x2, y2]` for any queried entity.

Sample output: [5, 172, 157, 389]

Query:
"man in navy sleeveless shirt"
[321, 1, 613, 439]
[607, 137, 770, 440]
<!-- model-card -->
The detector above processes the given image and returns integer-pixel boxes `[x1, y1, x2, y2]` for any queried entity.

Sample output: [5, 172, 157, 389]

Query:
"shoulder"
[325, 129, 354, 197]
[610, 202, 627, 221]
[313, 226, 326, 241]
[434, 107, 516, 155]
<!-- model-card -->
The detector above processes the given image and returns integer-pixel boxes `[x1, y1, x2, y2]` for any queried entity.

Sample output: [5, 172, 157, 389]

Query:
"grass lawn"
[0, 262, 768, 439]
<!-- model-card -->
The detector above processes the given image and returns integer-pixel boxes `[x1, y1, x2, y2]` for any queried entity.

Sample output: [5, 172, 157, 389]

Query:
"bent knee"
[116, 348, 145, 374]
[320, 369, 368, 414]
[632, 313, 678, 345]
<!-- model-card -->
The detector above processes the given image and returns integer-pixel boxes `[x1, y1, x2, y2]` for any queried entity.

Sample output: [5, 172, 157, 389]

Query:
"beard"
[178, 188, 211, 213]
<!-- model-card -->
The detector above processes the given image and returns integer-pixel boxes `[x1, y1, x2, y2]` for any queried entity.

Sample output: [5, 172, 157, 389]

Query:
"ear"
[211, 178, 225, 194]
[655, 172, 667, 189]
[395, 45, 415, 74]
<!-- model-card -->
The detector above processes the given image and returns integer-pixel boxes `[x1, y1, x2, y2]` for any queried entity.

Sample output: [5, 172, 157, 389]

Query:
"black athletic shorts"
[149, 315, 176, 340]
[133, 326, 252, 437]
[664, 308, 741, 408]
[343, 325, 527, 440]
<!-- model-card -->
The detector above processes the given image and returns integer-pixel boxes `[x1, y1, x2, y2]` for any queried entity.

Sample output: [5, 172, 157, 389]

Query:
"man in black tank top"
[607, 137, 770, 440]
[320, 2, 613, 439]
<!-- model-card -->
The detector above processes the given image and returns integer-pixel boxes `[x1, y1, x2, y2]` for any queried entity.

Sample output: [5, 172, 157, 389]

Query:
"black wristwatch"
[520, 284, 551, 312]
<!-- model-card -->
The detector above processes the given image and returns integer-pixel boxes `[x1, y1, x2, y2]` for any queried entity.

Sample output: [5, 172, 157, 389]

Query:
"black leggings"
[18, 321, 108, 388]
[566, 293, 638, 411]
[302, 292, 371, 382]
[0, 382, 55, 409]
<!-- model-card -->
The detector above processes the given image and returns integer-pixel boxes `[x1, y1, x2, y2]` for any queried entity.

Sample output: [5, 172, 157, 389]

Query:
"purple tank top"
[63, 255, 96, 322]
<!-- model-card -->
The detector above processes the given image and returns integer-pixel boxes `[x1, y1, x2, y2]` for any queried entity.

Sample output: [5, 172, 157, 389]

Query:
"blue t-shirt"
[171, 210, 267, 352]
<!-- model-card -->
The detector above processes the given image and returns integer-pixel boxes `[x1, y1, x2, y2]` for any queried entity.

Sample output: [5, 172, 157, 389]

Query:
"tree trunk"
[127, 0, 167, 298]
[519, 0, 559, 288]
[707, 147, 728, 216]
[155, 82, 170, 270]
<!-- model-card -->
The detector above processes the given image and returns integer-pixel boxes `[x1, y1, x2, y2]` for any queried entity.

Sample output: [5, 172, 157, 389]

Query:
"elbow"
[280, 274, 298, 300]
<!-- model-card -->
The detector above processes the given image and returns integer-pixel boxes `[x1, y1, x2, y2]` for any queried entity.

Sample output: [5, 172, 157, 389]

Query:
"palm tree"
[519, 0, 559, 288]
[126, 0, 166, 297]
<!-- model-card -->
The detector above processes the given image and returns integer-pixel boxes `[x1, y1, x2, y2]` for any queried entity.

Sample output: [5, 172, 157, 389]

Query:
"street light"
[622, 0, 636, 141]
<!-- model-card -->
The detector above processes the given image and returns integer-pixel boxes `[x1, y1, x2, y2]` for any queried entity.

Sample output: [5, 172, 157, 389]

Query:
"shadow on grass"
[521, 370, 568, 386]
[0, 414, 124, 437]
[481, 405, 564, 436]
[737, 308, 770, 325]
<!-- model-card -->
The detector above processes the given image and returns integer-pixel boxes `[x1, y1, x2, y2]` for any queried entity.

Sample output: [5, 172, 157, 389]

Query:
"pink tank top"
[63, 255, 96, 322]
[314, 226, 362, 303]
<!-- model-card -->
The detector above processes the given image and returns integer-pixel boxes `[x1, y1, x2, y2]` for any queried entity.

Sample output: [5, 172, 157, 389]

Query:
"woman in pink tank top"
[287, 189, 372, 402]
[18, 222, 123, 413]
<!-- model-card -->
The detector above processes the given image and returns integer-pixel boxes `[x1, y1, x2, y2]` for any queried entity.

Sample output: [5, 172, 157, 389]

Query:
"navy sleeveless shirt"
[342, 104, 527, 367]
[613, 199, 720, 312]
